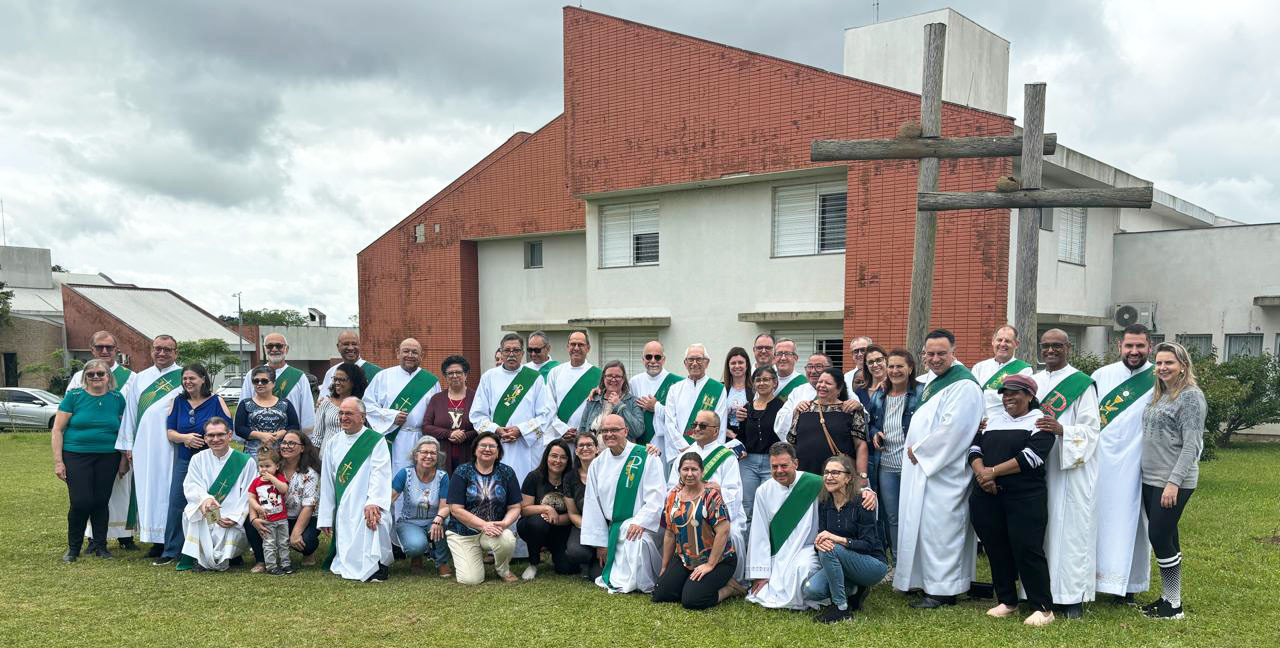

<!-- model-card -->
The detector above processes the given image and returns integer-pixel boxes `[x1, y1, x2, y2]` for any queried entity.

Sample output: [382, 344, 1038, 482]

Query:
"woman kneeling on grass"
[446, 431, 522, 584]
[801, 455, 886, 623]
[652, 452, 740, 610]
[391, 437, 452, 577]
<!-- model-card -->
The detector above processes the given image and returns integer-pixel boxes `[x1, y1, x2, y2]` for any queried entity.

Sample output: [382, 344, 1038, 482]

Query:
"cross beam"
[811, 133, 1058, 161]
[918, 186, 1153, 211]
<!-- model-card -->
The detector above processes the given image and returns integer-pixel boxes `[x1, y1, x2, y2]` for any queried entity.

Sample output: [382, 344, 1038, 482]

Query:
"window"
[1176, 334, 1213, 358]
[772, 328, 845, 372]
[5, 390, 38, 404]
[414, 223, 426, 243]
[1149, 333, 1166, 344]
[524, 240, 543, 269]
[1057, 207, 1086, 265]
[1225, 334, 1263, 360]
[599, 202, 659, 268]
[772, 181, 847, 257]
[598, 330, 659, 375]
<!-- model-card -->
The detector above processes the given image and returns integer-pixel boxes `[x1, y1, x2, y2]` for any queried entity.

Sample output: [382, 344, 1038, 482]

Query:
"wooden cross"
[812, 23, 1152, 362]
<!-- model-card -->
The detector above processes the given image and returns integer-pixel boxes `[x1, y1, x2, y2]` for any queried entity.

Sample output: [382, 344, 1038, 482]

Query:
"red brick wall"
[357, 119, 582, 378]
[563, 7, 1011, 359]
[63, 285, 153, 372]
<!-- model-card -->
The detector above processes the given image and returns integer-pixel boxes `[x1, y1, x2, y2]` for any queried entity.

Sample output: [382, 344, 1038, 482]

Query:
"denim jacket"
[866, 384, 921, 487]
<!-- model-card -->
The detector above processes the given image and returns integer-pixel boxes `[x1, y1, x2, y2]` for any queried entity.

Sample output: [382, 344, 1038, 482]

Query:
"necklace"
[447, 391, 466, 409]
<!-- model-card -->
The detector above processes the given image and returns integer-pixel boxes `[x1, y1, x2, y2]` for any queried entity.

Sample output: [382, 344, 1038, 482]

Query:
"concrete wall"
[843, 8, 1010, 115]
[0, 246, 54, 289]
[477, 233, 587, 363]
[1113, 224, 1280, 358]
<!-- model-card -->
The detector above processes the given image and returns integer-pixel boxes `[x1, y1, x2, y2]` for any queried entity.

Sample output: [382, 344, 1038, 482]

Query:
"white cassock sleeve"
[1059, 384, 1101, 470]
[746, 484, 774, 579]
[515, 378, 555, 441]
[364, 440, 393, 512]
[362, 372, 399, 433]
[909, 382, 984, 478]
[467, 372, 500, 434]
[318, 443, 337, 528]
[774, 392, 799, 442]
[633, 457, 667, 532]
[291, 380, 316, 432]
[183, 455, 212, 508]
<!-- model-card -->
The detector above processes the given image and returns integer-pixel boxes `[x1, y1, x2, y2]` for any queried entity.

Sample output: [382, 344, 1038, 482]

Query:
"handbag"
[815, 404, 849, 459]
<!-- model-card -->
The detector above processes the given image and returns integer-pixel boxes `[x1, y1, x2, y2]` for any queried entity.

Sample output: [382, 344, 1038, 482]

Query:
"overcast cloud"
[1, 0, 1275, 324]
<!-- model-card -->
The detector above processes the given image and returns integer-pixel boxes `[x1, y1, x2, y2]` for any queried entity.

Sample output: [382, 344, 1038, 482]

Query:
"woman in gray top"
[578, 360, 644, 442]
[1139, 342, 1206, 620]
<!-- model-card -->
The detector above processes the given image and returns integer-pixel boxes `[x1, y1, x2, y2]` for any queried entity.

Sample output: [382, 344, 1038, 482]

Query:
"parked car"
[215, 378, 244, 406]
[0, 387, 63, 429]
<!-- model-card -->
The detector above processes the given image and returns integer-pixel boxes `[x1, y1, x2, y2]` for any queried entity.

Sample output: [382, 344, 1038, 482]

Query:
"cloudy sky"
[2, 0, 1275, 323]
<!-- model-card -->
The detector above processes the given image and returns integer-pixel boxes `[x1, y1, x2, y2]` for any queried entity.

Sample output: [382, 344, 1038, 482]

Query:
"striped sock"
[1157, 553, 1182, 608]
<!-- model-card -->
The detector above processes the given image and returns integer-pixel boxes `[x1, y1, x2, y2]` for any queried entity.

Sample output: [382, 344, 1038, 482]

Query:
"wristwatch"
[859, 472, 868, 480]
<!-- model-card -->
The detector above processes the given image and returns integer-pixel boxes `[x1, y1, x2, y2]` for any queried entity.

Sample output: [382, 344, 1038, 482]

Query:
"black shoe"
[815, 604, 852, 624]
[280, 564, 296, 575]
[1115, 593, 1136, 606]
[147, 544, 164, 558]
[966, 582, 994, 599]
[910, 594, 957, 609]
[90, 545, 113, 559]
[850, 585, 872, 611]
[152, 557, 175, 566]
[365, 564, 389, 583]
[190, 564, 207, 573]
[118, 538, 139, 551]
[229, 555, 245, 567]
[1061, 603, 1084, 619]
[1142, 599, 1183, 620]
[63, 548, 80, 563]
[1140, 598, 1165, 614]
[267, 567, 283, 576]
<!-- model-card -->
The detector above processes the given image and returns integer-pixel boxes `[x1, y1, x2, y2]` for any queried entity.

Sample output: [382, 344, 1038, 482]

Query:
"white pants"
[446, 529, 516, 585]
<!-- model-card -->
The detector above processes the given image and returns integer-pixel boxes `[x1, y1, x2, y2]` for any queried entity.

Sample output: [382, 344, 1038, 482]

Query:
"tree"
[177, 338, 240, 379]
[1196, 352, 1280, 454]
[217, 308, 308, 327]
[51, 264, 68, 272]
[20, 350, 81, 395]
[0, 281, 12, 327]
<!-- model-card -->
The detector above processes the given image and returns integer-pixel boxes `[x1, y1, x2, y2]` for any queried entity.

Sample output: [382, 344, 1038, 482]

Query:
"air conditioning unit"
[1113, 302, 1156, 331]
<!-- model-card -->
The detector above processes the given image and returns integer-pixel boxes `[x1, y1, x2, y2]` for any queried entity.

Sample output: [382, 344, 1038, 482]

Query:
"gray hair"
[849, 336, 873, 349]
[409, 436, 446, 465]
[82, 358, 117, 391]
[685, 343, 708, 358]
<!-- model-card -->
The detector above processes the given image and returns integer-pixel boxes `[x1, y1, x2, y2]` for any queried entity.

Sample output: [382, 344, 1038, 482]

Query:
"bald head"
[337, 331, 361, 362]
[643, 340, 665, 376]
[1039, 328, 1071, 371]
[264, 333, 289, 367]
[399, 338, 422, 372]
[338, 396, 366, 433]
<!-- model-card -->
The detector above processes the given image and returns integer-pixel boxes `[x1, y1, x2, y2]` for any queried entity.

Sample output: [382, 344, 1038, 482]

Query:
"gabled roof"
[66, 285, 253, 348]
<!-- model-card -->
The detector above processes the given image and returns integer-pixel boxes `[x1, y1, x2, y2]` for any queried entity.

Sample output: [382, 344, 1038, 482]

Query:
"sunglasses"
[252, 378, 272, 385]
[85, 371, 107, 379]
[92, 345, 115, 352]
[643, 354, 664, 361]
[265, 344, 286, 351]
[689, 422, 715, 431]
[526, 346, 545, 353]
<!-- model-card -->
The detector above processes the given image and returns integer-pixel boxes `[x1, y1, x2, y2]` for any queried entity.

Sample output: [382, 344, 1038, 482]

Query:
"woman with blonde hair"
[1139, 342, 1205, 620]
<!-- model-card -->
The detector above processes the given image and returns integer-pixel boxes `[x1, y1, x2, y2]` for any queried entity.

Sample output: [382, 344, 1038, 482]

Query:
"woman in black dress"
[788, 368, 868, 485]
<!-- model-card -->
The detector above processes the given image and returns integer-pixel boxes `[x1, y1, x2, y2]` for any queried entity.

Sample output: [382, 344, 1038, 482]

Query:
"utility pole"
[233, 292, 244, 376]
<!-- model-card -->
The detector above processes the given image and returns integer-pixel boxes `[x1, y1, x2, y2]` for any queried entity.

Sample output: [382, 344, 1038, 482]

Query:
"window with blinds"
[771, 327, 845, 372]
[599, 202, 659, 268]
[1176, 334, 1214, 358]
[772, 181, 847, 257]
[1225, 334, 1263, 360]
[1057, 207, 1087, 265]
[598, 330, 660, 376]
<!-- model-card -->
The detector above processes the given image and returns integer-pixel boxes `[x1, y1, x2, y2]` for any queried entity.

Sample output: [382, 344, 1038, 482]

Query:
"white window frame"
[413, 223, 426, 243]
[1057, 207, 1086, 265]
[1176, 334, 1214, 358]
[597, 330, 660, 376]
[1225, 334, 1263, 360]
[771, 327, 845, 372]
[524, 240, 543, 269]
[599, 202, 659, 268]
[771, 181, 847, 257]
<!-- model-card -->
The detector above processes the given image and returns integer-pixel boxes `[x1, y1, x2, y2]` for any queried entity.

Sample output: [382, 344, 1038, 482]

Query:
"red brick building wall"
[359, 7, 1014, 371]
[63, 285, 153, 372]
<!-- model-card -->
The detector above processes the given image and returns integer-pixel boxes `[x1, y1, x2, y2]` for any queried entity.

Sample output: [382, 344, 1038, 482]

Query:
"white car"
[215, 378, 244, 405]
[0, 387, 63, 429]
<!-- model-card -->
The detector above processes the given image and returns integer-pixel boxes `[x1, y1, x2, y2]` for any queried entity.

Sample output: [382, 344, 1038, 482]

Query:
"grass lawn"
[2, 432, 1278, 647]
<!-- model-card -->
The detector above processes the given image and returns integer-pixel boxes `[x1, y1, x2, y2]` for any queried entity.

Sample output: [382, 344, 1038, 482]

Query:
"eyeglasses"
[567, 342, 588, 349]
[279, 441, 300, 448]
[475, 443, 499, 450]
[526, 346, 545, 354]
[804, 364, 829, 371]
[265, 343, 285, 351]
[823, 469, 850, 476]
[577, 443, 598, 450]
[689, 422, 714, 431]
[153, 346, 176, 353]
[1040, 342, 1068, 350]
[252, 378, 272, 385]
[92, 345, 115, 352]
[684, 357, 709, 364]
[643, 354, 664, 361]
[332, 376, 349, 383]
[850, 348, 868, 355]
[500, 348, 522, 355]
[775, 351, 797, 358]
[753, 345, 774, 352]
[599, 427, 625, 434]
[205, 432, 230, 439]
[444, 370, 465, 377]
[84, 371, 107, 378]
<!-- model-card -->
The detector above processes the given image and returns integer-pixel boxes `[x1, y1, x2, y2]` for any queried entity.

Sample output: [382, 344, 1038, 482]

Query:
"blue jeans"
[161, 451, 192, 559]
[739, 453, 771, 526]
[802, 544, 888, 607]
[878, 467, 902, 560]
[396, 521, 450, 565]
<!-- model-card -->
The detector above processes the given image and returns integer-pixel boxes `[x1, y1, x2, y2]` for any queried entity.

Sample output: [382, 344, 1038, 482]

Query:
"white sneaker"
[521, 564, 537, 581]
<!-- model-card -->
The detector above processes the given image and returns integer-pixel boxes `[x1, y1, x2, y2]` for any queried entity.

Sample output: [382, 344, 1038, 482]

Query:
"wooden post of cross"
[813, 23, 1153, 359]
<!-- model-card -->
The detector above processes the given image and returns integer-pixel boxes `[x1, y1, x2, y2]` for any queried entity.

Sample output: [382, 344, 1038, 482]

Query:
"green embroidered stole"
[322, 428, 383, 569]
[133, 367, 184, 427]
[777, 373, 807, 400]
[555, 365, 603, 424]
[701, 445, 733, 480]
[982, 359, 1031, 390]
[639, 372, 682, 445]
[1099, 366, 1155, 430]
[602, 444, 649, 588]
[383, 369, 440, 446]
[537, 360, 560, 381]
[272, 366, 305, 399]
[919, 364, 978, 406]
[207, 450, 250, 503]
[491, 367, 540, 427]
[681, 378, 724, 444]
[361, 361, 381, 382]
[1039, 370, 1094, 420]
[111, 366, 132, 393]
[768, 471, 822, 556]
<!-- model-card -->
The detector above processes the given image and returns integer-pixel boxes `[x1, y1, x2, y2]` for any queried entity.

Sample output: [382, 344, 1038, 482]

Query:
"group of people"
[51, 322, 1204, 624]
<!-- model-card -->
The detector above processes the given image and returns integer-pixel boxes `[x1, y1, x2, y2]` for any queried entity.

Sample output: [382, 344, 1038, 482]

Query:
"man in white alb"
[745, 442, 822, 610]
[469, 333, 555, 482]
[118, 335, 184, 558]
[319, 331, 380, 395]
[772, 339, 805, 399]
[524, 330, 558, 379]
[177, 418, 256, 571]
[630, 340, 681, 448]
[842, 336, 873, 394]
[363, 338, 440, 475]
[668, 410, 748, 581]
[319, 398, 394, 582]
[545, 330, 598, 446]
[972, 325, 1034, 415]
[241, 332, 315, 437]
[657, 344, 727, 464]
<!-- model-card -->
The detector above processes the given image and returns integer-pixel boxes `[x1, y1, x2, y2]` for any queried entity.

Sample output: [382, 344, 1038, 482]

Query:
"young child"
[249, 448, 291, 575]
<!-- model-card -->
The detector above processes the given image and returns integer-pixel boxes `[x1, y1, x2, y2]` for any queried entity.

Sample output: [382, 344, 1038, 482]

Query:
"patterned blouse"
[662, 485, 735, 569]
[282, 467, 319, 519]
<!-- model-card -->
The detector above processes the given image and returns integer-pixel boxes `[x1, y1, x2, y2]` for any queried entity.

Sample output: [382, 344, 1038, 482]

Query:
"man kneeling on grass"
[178, 418, 255, 572]
[319, 397, 394, 583]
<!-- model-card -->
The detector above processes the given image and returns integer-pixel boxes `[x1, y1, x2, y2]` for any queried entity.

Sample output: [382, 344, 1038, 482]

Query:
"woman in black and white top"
[234, 365, 301, 458]
[968, 373, 1056, 627]
[1139, 342, 1206, 620]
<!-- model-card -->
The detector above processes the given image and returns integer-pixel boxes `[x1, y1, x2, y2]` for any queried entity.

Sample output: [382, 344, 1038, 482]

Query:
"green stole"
[361, 361, 382, 382]
[1099, 366, 1155, 430]
[919, 364, 978, 406]
[175, 449, 250, 571]
[322, 428, 384, 569]
[777, 373, 807, 400]
[982, 359, 1032, 390]
[537, 360, 560, 381]
[272, 365, 305, 400]
[768, 471, 822, 556]
[554, 365, 603, 424]
[681, 378, 724, 444]
[111, 366, 132, 393]
[640, 372, 682, 445]
[383, 370, 441, 447]
[1039, 370, 1094, 420]
[701, 445, 733, 480]
[602, 444, 649, 588]
[133, 367, 184, 427]
[491, 366, 540, 427]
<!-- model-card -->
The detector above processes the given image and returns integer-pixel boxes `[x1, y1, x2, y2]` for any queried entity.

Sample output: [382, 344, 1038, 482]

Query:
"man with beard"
[363, 338, 441, 475]
[319, 331, 380, 395]
[630, 340, 682, 447]
[751, 333, 776, 370]
[241, 333, 315, 438]
[545, 330, 598, 446]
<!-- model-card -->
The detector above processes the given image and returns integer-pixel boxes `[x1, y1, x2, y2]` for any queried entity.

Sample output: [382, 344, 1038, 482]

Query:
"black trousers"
[969, 486, 1051, 611]
[1142, 483, 1194, 562]
[517, 514, 574, 573]
[652, 556, 737, 610]
[245, 515, 320, 563]
[64, 451, 120, 550]
[566, 526, 603, 579]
